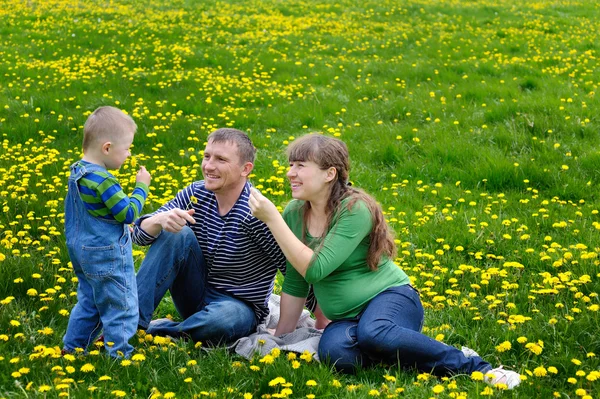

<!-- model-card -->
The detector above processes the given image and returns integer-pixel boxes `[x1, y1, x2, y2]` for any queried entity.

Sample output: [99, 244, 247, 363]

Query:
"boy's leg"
[147, 287, 256, 345]
[356, 284, 491, 375]
[63, 268, 102, 352]
[93, 242, 138, 358]
[136, 227, 206, 329]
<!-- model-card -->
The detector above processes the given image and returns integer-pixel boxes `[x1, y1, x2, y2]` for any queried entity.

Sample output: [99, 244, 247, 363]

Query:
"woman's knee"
[319, 324, 362, 373]
[357, 320, 396, 353]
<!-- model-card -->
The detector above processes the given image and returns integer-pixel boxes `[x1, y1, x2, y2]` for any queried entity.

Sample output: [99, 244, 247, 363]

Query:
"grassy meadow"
[1, 0, 600, 397]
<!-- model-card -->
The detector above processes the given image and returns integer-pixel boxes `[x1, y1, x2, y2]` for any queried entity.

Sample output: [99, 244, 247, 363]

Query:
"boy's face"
[104, 130, 134, 170]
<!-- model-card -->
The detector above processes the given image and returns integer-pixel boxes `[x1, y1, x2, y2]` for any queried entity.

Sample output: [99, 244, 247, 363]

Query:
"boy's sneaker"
[484, 366, 521, 389]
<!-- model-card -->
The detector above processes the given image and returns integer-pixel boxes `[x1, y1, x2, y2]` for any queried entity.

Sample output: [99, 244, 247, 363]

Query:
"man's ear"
[325, 167, 337, 182]
[101, 141, 112, 154]
[241, 162, 254, 177]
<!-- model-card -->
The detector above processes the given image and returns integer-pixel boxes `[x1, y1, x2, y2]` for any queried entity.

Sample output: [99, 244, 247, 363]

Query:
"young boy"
[62, 106, 151, 358]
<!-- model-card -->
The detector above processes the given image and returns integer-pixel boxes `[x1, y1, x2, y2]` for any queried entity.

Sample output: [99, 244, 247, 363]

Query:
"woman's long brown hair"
[287, 134, 397, 270]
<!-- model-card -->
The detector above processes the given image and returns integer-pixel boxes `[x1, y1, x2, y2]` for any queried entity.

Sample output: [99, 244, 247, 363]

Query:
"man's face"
[201, 140, 248, 194]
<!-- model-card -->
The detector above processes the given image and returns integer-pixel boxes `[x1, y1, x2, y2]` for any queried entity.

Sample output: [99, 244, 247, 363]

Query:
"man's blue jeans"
[136, 227, 257, 344]
[318, 284, 492, 374]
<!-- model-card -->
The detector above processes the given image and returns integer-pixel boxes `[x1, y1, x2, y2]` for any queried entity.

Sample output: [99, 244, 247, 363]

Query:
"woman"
[249, 134, 520, 388]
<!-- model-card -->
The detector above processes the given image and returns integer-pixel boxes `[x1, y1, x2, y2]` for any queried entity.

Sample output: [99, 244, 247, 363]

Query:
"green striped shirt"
[75, 161, 149, 224]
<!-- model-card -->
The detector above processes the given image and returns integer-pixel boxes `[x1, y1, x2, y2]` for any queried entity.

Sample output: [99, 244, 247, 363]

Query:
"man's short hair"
[82, 106, 137, 151]
[207, 128, 256, 164]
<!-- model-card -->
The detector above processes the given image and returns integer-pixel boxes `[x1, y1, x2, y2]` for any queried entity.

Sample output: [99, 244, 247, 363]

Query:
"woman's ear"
[325, 167, 337, 182]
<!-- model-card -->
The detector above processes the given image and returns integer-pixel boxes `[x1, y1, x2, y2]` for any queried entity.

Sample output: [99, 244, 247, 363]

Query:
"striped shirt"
[131, 181, 286, 323]
[75, 160, 149, 224]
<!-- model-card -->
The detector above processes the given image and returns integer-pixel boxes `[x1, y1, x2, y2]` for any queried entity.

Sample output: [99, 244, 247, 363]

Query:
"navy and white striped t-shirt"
[131, 181, 286, 323]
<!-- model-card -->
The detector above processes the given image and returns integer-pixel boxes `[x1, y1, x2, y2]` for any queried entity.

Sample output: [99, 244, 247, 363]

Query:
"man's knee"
[189, 300, 256, 344]
[154, 226, 195, 246]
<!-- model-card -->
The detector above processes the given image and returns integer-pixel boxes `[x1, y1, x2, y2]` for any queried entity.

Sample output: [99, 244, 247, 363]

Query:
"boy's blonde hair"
[82, 106, 137, 151]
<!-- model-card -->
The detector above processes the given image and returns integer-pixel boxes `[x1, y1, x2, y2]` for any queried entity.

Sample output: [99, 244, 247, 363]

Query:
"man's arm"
[139, 208, 195, 236]
[132, 183, 199, 245]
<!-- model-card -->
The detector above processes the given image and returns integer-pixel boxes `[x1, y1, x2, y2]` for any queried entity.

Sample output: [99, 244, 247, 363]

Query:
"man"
[132, 128, 287, 344]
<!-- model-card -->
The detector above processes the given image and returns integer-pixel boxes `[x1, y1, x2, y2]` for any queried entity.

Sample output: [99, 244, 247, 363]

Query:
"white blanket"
[230, 294, 323, 361]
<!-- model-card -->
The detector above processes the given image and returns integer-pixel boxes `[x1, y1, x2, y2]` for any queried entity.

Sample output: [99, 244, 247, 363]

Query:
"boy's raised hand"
[136, 166, 151, 186]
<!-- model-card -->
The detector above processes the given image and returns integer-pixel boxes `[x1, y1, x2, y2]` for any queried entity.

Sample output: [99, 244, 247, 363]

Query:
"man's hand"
[136, 166, 151, 186]
[158, 208, 196, 233]
[248, 188, 279, 223]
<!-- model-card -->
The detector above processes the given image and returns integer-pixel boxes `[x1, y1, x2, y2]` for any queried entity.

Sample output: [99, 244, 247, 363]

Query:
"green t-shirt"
[281, 197, 410, 320]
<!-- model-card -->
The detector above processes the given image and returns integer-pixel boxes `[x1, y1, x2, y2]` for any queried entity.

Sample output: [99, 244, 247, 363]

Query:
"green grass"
[1, 0, 600, 397]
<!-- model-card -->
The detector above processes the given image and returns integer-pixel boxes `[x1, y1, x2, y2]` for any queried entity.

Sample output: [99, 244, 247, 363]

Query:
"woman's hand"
[249, 187, 313, 277]
[249, 187, 280, 223]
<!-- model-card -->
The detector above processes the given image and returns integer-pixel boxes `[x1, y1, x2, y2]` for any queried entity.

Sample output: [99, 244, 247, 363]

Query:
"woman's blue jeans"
[136, 227, 257, 344]
[318, 284, 492, 375]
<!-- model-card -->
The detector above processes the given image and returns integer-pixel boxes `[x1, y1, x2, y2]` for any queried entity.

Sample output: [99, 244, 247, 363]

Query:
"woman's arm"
[249, 188, 314, 276]
[250, 188, 372, 283]
[275, 293, 306, 336]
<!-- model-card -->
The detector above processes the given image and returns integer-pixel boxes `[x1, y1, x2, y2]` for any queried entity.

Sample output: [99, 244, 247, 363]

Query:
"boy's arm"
[81, 172, 149, 224]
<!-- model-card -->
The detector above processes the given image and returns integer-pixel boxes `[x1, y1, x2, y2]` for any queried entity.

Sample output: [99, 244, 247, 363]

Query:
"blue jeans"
[63, 162, 138, 358]
[318, 284, 492, 374]
[136, 227, 257, 344]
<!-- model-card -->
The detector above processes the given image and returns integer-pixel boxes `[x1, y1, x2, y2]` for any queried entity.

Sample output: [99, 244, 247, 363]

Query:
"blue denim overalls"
[62, 161, 138, 358]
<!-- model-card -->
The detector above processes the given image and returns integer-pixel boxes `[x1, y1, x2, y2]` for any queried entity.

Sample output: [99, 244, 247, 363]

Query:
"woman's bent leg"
[318, 319, 370, 373]
[357, 285, 491, 375]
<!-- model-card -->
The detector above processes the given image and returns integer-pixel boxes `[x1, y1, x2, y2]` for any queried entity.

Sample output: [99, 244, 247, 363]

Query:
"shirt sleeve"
[280, 202, 310, 297]
[131, 183, 195, 246]
[91, 174, 149, 224]
[282, 259, 310, 298]
[303, 200, 373, 284]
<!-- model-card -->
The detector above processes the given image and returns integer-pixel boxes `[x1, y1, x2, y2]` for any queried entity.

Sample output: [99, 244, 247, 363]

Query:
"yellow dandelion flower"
[300, 351, 313, 363]
[259, 354, 274, 364]
[495, 341, 512, 352]
[432, 385, 444, 394]
[80, 363, 95, 372]
[471, 371, 484, 381]
[39, 385, 52, 392]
